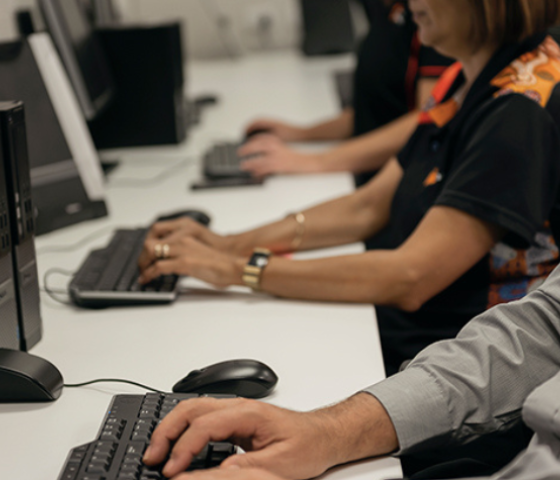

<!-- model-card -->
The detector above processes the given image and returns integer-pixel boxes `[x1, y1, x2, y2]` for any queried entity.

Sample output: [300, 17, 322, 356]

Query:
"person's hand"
[138, 217, 230, 272]
[169, 466, 285, 480]
[245, 118, 308, 142]
[143, 397, 344, 480]
[238, 135, 322, 177]
[138, 235, 244, 287]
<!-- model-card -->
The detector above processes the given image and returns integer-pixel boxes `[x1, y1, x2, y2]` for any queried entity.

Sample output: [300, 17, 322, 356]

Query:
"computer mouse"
[244, 128, 272, 142]
[0, 348, 63, 402]
[155, 209, 211, 226]
[172, 359, 278, 398]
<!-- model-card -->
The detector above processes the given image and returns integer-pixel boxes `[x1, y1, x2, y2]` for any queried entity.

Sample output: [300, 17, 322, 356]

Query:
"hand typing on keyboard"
[138, 218, 249, 288]
[237, 135, 323, 178]
[142, 396, 345, 480]
[58, 394, 237, 480]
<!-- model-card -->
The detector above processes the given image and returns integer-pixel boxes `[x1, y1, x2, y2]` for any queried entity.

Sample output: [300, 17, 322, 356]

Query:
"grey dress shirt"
[365, 265, 560, 479]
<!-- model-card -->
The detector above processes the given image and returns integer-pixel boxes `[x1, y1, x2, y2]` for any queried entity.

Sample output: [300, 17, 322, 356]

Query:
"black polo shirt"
[371, 34, 560, 376]
[353, 0, 452, 187]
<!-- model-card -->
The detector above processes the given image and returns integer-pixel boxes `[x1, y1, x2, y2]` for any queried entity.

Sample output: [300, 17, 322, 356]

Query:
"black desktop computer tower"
[88, 22, 187, 148]
[0, 119, 21, 350]
[0, 101, 42, 351]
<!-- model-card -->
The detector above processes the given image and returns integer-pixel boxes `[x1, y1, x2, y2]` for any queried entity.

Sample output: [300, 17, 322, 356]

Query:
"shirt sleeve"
[436, 94, 560, 246]
[363, 264, 560, 455]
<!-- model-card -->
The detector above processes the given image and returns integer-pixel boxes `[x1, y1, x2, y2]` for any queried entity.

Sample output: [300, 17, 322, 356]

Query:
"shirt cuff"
[362, 367, 453, 455]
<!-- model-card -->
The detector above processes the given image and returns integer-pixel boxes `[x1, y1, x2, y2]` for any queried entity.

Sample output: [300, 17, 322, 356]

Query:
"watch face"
[256, 256, 268, 267]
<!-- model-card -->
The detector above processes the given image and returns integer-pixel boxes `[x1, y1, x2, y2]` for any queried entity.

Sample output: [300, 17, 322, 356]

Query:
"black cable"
[42, 268, 75, 306]
[107, 157, 194, 188]
[64, 378, 165, 394]
[36, 225, 115, 255]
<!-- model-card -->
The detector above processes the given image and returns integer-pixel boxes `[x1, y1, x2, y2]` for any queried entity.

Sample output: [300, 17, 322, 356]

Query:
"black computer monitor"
[38, 0, 115, 120]
[0, 38, 107, 235]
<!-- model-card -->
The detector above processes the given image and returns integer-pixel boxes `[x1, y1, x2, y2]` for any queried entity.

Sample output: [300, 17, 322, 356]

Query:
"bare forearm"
[258, 251, 416, 306]
[226, 192, 384, 256]
[300, 108, 354, 141]
[315, 393, 399, 466]
[316, 112, 419, 173]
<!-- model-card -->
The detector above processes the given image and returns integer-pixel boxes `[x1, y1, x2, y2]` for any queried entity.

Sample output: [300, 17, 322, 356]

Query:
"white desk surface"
[0, 51, 401, 480]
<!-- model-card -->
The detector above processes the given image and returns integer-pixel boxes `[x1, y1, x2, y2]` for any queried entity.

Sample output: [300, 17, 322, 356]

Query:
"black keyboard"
[58, 393, 237, 480]
[69, 228, 179, 308]
[203, 142, 252, 179]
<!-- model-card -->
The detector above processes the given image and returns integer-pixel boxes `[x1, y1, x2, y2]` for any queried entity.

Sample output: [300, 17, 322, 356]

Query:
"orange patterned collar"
[419, 36, 560, 128]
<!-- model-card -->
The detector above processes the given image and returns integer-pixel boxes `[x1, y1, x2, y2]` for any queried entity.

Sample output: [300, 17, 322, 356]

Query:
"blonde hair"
[468, 0, 560, 48]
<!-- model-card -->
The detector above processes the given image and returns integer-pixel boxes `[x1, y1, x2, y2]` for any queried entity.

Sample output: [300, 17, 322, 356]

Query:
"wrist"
[231, 256, 248, 286]
[242, 248, 272, 290]
[290, 125, 312, 142]
[308, 152, 329, 172]
[313, 393, 399, 467]
[224, 233, 255, 257]
[317, 149, 340, 172]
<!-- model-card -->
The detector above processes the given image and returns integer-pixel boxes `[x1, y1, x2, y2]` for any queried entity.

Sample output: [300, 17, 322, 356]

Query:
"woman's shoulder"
[490, 36, 560, 111]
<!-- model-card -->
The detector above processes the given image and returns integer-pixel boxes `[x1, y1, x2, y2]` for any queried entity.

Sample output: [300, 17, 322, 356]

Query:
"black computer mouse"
[172, 359, 278, 398]
[0, 348, 63, 402]
[244, 128, 272, 142]
[155, 209, 211, 226]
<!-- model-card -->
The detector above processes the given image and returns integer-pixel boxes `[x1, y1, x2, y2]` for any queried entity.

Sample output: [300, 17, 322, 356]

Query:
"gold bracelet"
[287, 212, 306, 250]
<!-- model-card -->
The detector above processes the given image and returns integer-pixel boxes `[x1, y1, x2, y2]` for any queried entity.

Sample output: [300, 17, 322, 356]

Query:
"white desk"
[0, 51, 401, 480]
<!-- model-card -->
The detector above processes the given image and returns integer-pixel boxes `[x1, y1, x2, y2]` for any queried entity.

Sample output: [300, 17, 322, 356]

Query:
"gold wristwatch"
[242, 248, 272, 290]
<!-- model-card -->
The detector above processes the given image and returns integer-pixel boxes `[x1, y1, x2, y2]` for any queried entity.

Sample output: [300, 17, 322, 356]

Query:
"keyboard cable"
[41, 267, 75, 305]
[36, 225, 116, 256]
[107, 156, 195, 188]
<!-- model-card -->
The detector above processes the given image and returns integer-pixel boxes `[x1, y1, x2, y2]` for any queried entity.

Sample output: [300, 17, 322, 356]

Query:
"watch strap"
[242, 248, 271, 290]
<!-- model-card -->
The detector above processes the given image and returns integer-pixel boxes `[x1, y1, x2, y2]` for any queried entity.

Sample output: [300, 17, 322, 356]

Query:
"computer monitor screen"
[39, 0, 115, 120]
[0, 42, 72, 171]
[0, 38, 107, 235]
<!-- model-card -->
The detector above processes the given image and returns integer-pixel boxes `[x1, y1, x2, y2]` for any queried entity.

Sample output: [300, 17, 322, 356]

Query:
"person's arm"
[143, 392, 398, 480]
[244, 108, 354, 143]
[239, 78, 437, 177]
[138, 158, 403, 277]
[366, 267, 560, 454]
[249, 204, 503, 307]
[143, 268, 560, 480]
[239, 112, 419, 176]
[139, 161, 503, 309]
[227, 158, 403, 254]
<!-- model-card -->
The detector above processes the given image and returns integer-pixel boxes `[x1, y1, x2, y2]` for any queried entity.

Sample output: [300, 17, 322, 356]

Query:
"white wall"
[0, 0, 34, 40]
[0, 0, 368, 59]
[0, 0, 302, 58]
[117, 0, 301, 58]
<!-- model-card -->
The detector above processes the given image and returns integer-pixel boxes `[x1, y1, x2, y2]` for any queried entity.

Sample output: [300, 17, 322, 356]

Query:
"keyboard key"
[69, 229, 180, 308]
[57, 394, 235, 480]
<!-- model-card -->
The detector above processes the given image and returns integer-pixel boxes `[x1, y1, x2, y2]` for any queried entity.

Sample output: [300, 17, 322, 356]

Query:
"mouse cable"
[107, 156, 195, 188]
[41, 267, 75, 306]
[36, 225, 116, 256]
[64, 378, 165, 394]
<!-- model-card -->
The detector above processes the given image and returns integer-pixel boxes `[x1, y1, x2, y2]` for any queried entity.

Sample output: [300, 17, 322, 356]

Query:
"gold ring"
[162, 243, 170, 259]
[154, 243, 163, 259]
